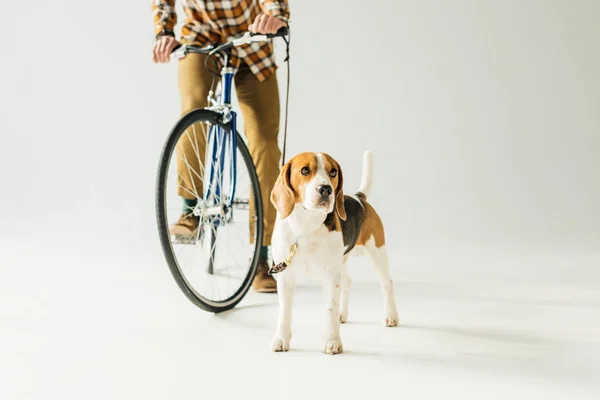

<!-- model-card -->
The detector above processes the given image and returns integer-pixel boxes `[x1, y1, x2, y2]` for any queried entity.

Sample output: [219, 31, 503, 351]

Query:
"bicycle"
[155, 27, 289, 313]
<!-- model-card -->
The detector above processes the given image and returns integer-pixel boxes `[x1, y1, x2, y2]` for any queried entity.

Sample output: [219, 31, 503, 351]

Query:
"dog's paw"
[271, 337, 290, 352]
[339, 311, 348, 324]
[385, 311, 399, 327]
[324, 339, 343, 355]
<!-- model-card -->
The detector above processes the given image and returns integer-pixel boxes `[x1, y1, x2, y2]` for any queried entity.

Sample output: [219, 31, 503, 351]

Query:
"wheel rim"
[157, 112, 263, 309]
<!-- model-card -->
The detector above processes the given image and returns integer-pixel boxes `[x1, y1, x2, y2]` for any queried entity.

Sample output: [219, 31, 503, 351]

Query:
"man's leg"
[170, 52, 216, 236]
[235, 62, 282, 293]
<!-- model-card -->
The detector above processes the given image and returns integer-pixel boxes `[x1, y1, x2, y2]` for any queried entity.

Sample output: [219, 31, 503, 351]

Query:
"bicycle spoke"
[178, 152, 202, 199]
[185, 124, 205, 170]
[174, 178, 200, 200]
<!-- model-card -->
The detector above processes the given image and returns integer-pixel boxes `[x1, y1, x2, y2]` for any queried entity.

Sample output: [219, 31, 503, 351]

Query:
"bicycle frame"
[204, 50, 238, 216]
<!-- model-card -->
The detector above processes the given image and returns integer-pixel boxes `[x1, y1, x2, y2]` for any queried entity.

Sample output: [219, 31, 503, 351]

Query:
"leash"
[267, 27, 295, 276]
[268, 239, 298, 275]
[280, 27, 291, 168]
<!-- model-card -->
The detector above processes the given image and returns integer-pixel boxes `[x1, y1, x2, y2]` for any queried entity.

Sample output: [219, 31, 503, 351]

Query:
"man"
[151, 0, 290, 293]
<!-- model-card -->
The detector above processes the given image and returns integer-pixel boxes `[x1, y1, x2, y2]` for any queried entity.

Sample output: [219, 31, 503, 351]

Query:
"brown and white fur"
[269, 151, 399, 355]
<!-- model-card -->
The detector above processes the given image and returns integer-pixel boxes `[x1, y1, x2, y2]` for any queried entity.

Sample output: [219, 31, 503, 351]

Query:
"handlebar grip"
[266, 26, 289, 38]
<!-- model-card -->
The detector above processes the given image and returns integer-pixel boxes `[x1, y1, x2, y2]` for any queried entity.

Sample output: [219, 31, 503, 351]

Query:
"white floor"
[1, 239, 599, 400]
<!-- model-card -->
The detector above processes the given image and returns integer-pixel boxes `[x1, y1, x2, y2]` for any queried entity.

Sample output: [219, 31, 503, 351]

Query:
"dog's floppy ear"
[270, 161, 296, 219]
[334, 161, 346, 221]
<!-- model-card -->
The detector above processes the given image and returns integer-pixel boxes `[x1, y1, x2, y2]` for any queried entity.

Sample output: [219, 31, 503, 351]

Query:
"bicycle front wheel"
[156, 109, 264, 313]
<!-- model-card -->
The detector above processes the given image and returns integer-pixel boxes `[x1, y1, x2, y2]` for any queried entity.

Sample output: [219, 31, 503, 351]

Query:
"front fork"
[204, 111, 237, 215]
[204, 69, 237, 213]
[193, 70, 238, 273]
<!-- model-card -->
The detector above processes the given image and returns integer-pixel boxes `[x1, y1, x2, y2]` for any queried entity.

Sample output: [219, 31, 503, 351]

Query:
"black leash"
[280, 28, 291, 168]
[268, 28, 296, 277]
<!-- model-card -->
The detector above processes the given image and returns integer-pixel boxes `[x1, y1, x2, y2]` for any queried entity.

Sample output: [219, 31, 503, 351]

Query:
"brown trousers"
[176, 53, 281, 246]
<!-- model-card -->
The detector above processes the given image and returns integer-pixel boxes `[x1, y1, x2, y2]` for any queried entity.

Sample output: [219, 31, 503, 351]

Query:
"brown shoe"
[169, 213, 200, 237]
[252, 260, 277, 293]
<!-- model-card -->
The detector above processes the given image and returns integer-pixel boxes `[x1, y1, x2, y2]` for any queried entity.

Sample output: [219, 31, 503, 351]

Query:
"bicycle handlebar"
[210, 26, 288, 55]
[171, 26, 288, 59]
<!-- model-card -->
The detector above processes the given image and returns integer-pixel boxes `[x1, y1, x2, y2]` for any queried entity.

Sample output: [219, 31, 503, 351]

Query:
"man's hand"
[248, 14, 286, 35]
[152, 36, 180, 63]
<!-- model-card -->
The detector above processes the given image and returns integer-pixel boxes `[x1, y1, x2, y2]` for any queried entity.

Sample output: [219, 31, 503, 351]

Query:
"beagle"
[269, 151, 399, 355]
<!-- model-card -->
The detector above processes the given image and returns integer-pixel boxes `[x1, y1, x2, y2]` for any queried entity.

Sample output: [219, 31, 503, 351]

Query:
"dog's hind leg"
[323, 268, 344, 355]
[364, 239, 399, 327]
[339, 256, 351, 323]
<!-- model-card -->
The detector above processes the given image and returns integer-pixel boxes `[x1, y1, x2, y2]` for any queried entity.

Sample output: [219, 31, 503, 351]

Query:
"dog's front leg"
[271, 272, 296, 352]
[323, 269, 343, 354]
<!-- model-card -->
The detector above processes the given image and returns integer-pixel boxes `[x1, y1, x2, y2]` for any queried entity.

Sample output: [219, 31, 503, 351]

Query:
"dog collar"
[268, 241, 299, 275]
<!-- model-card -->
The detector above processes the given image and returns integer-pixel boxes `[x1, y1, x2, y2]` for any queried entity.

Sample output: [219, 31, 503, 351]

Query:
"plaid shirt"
[152, 0, 290, 82]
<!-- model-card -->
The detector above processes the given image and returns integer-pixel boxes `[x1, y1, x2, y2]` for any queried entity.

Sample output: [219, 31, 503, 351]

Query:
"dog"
[269, 150, 399, 355]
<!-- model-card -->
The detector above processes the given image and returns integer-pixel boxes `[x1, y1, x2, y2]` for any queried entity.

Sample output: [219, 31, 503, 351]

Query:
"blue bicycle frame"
[205, 54, 238, 221]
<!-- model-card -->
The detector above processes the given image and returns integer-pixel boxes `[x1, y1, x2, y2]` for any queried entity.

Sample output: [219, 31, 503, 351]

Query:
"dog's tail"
[357, 150, 373, 198]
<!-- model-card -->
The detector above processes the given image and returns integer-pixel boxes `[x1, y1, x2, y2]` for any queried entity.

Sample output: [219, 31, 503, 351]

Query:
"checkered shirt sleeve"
[152, 0, 177, 38]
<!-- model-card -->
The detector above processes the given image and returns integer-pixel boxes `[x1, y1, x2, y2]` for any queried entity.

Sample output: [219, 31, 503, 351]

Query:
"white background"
[0, 0, 598, 273]
[0, 1, 599, 399]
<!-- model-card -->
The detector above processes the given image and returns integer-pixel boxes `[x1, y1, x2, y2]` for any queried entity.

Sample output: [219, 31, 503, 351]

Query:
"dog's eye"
[329, 169, 337, 178]
[300, 166, 310, 176]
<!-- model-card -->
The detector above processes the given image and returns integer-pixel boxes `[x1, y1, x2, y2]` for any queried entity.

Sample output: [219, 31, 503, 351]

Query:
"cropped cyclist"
[151, 0, 290, 293]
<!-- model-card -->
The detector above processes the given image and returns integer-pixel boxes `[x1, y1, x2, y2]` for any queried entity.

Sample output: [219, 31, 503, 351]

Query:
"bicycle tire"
[156, 108, 264, 313]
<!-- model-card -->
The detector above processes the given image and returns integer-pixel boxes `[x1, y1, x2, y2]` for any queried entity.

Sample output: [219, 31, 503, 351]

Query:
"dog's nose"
[317, 185, 333, 196]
